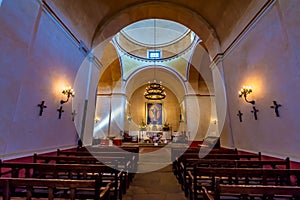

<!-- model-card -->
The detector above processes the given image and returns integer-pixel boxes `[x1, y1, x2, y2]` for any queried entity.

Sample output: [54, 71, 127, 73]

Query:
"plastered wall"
[222, 0, 300, 160]
[0, 1, 84, 159]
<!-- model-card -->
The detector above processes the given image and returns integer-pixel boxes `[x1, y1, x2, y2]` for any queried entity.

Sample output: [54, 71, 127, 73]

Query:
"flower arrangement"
[139, 121, 147, 131]
[162, 122, 170, 131]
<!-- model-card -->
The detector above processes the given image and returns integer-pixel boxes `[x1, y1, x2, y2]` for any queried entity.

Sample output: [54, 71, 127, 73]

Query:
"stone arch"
[92, 1, 220, 59]
[75, 3, 225, 148]
[125, 65, 187, 102]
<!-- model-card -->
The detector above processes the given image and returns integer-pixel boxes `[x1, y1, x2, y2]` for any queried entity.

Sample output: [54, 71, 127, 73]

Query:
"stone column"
[184, 95, 200, 141]
[73, 52, 101, 146]
[210, 56, 235, 148]
[109, 93, 126, 137]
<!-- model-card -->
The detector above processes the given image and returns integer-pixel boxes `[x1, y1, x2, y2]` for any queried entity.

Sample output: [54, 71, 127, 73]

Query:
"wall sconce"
[95, 117, 100, 123]
[60, 86, 75, 104]
[238, 86, 255, 105]
[211, 118, 217, 124]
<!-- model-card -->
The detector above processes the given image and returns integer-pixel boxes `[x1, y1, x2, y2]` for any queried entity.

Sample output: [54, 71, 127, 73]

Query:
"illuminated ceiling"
[121, 19, 190, 47]
[113, 19, 200, 81]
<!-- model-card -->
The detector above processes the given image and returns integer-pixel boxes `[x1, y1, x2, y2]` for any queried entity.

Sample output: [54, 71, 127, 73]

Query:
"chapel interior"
[0, 0, 300, 199]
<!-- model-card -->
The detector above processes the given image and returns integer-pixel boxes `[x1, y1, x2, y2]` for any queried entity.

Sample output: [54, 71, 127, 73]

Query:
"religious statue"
[151, 106, 158, 121]
[149, 104, 161, 123]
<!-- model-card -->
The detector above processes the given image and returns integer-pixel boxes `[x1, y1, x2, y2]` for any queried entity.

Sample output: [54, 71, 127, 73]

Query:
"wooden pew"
[34, 153, 133, 193]
[0, 177, 110, 200]
[77, 145, 139, 155]
[33, 154, 132, 172]
[179, 158, 290, 197]
[177, 152, 261, 161]
[202, 179, 300, 200]
[188, 167, 300, 200]
[171, 147, 238, 165]
[173, 149, 233, 176]
[172, 147, 238, 173]
[0, 162, 122, 199]
[58, 149, 137, 157]
[76, 145, 139, 171]
[57, 149, 138, 175]
[173, 152, 262, 181]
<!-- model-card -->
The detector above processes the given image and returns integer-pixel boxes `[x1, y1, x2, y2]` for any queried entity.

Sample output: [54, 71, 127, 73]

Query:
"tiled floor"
[123, 164, 187, 200]
[123, 147, 187, 200]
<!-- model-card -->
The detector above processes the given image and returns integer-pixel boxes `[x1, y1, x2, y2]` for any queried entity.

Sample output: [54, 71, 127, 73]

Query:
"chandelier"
[144, 80, 166, 100]
[144, 19, 166, 100]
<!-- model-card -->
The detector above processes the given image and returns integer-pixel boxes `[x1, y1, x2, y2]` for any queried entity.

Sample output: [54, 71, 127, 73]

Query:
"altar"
[129, 131, 172, 143]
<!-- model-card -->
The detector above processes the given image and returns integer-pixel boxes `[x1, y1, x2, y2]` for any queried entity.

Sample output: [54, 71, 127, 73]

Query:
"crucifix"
[71, 110, 77, 121]
[37, 101, 47, 116]
[57, 106, 64, 119]
[237, 110, 243, 122]
[251, 106, 259, 120]
[270, 101, 282, 117]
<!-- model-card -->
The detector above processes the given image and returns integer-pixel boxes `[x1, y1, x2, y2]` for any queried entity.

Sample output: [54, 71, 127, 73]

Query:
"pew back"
[190, 168, 300, 200]
[203, 178, 300, 200]
[0, 162, 122, 200]
[0, 177, 108, 200]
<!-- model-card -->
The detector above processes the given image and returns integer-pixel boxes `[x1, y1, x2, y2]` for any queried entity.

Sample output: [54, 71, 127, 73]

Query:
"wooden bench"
[171, 147, 238, 163]
[77, 145, 139, 154]
[0, 161, 123, 199]
[0, 177, 110, 200]
[34, 153, 133, 191]
[57, 149, 138, 175]
[188, 167, 300, 200]
[178, 158, 290, 197]
[202, 179, 300, 200]
[173, 152, 262, 180]
[76, 145, 139, 170]
[77, 145, 140, 181]
[177, 152, 261, 161]
[34, 154, 132, 172]
[76, 145, 139, 171]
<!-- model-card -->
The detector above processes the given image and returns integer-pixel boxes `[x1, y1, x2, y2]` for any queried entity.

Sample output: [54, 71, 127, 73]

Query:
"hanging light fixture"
[144, 19, 166, 100]
[144, 80, 166, 100]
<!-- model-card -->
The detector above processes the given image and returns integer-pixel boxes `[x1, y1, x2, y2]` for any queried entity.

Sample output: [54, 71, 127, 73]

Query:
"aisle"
[123, 147, 187, 200]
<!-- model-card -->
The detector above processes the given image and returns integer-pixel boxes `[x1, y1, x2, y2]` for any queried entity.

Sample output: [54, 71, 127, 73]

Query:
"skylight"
[148, 50, 161, 59]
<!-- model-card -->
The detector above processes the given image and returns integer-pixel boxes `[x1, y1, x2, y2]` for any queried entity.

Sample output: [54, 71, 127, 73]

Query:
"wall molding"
[88, 53, 102, 70]
[185, 94, 215, 97]
[37, 0, 90, 56]
[97, 93, 126, 97]
[223, 145, 300, 163]
[212, 0, 276, 63]
[1, 145, 76, 161]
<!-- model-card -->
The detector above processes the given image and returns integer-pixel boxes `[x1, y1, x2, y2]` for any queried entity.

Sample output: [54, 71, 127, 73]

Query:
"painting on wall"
[146, 103, 163, 125]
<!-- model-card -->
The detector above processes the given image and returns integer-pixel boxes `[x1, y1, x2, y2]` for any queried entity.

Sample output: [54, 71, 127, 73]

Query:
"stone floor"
[123, 147, 187, 200]
[123, 165, 187, 200]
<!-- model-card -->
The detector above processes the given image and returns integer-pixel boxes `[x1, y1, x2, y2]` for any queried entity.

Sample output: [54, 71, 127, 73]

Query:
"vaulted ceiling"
[43, 0, 269, 101]
[45, 0, 267, 56]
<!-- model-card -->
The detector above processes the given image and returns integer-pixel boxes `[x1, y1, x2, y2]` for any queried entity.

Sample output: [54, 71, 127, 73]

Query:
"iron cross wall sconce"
[37, 101, 47, 116]
[72, 110, 77, 121]
[60, 86, 75, 104]
[237, 108, 259, 121]
[57, 106, 64, 119]
[37, 86, 75, 119]
[57, 86, 74, 119]
[251, 106, 259, 120]
[237, 100, 282, 122]
[237, 110, 243, 122]
[238, 86, 255, 105]
[270, 100, 282, 117]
